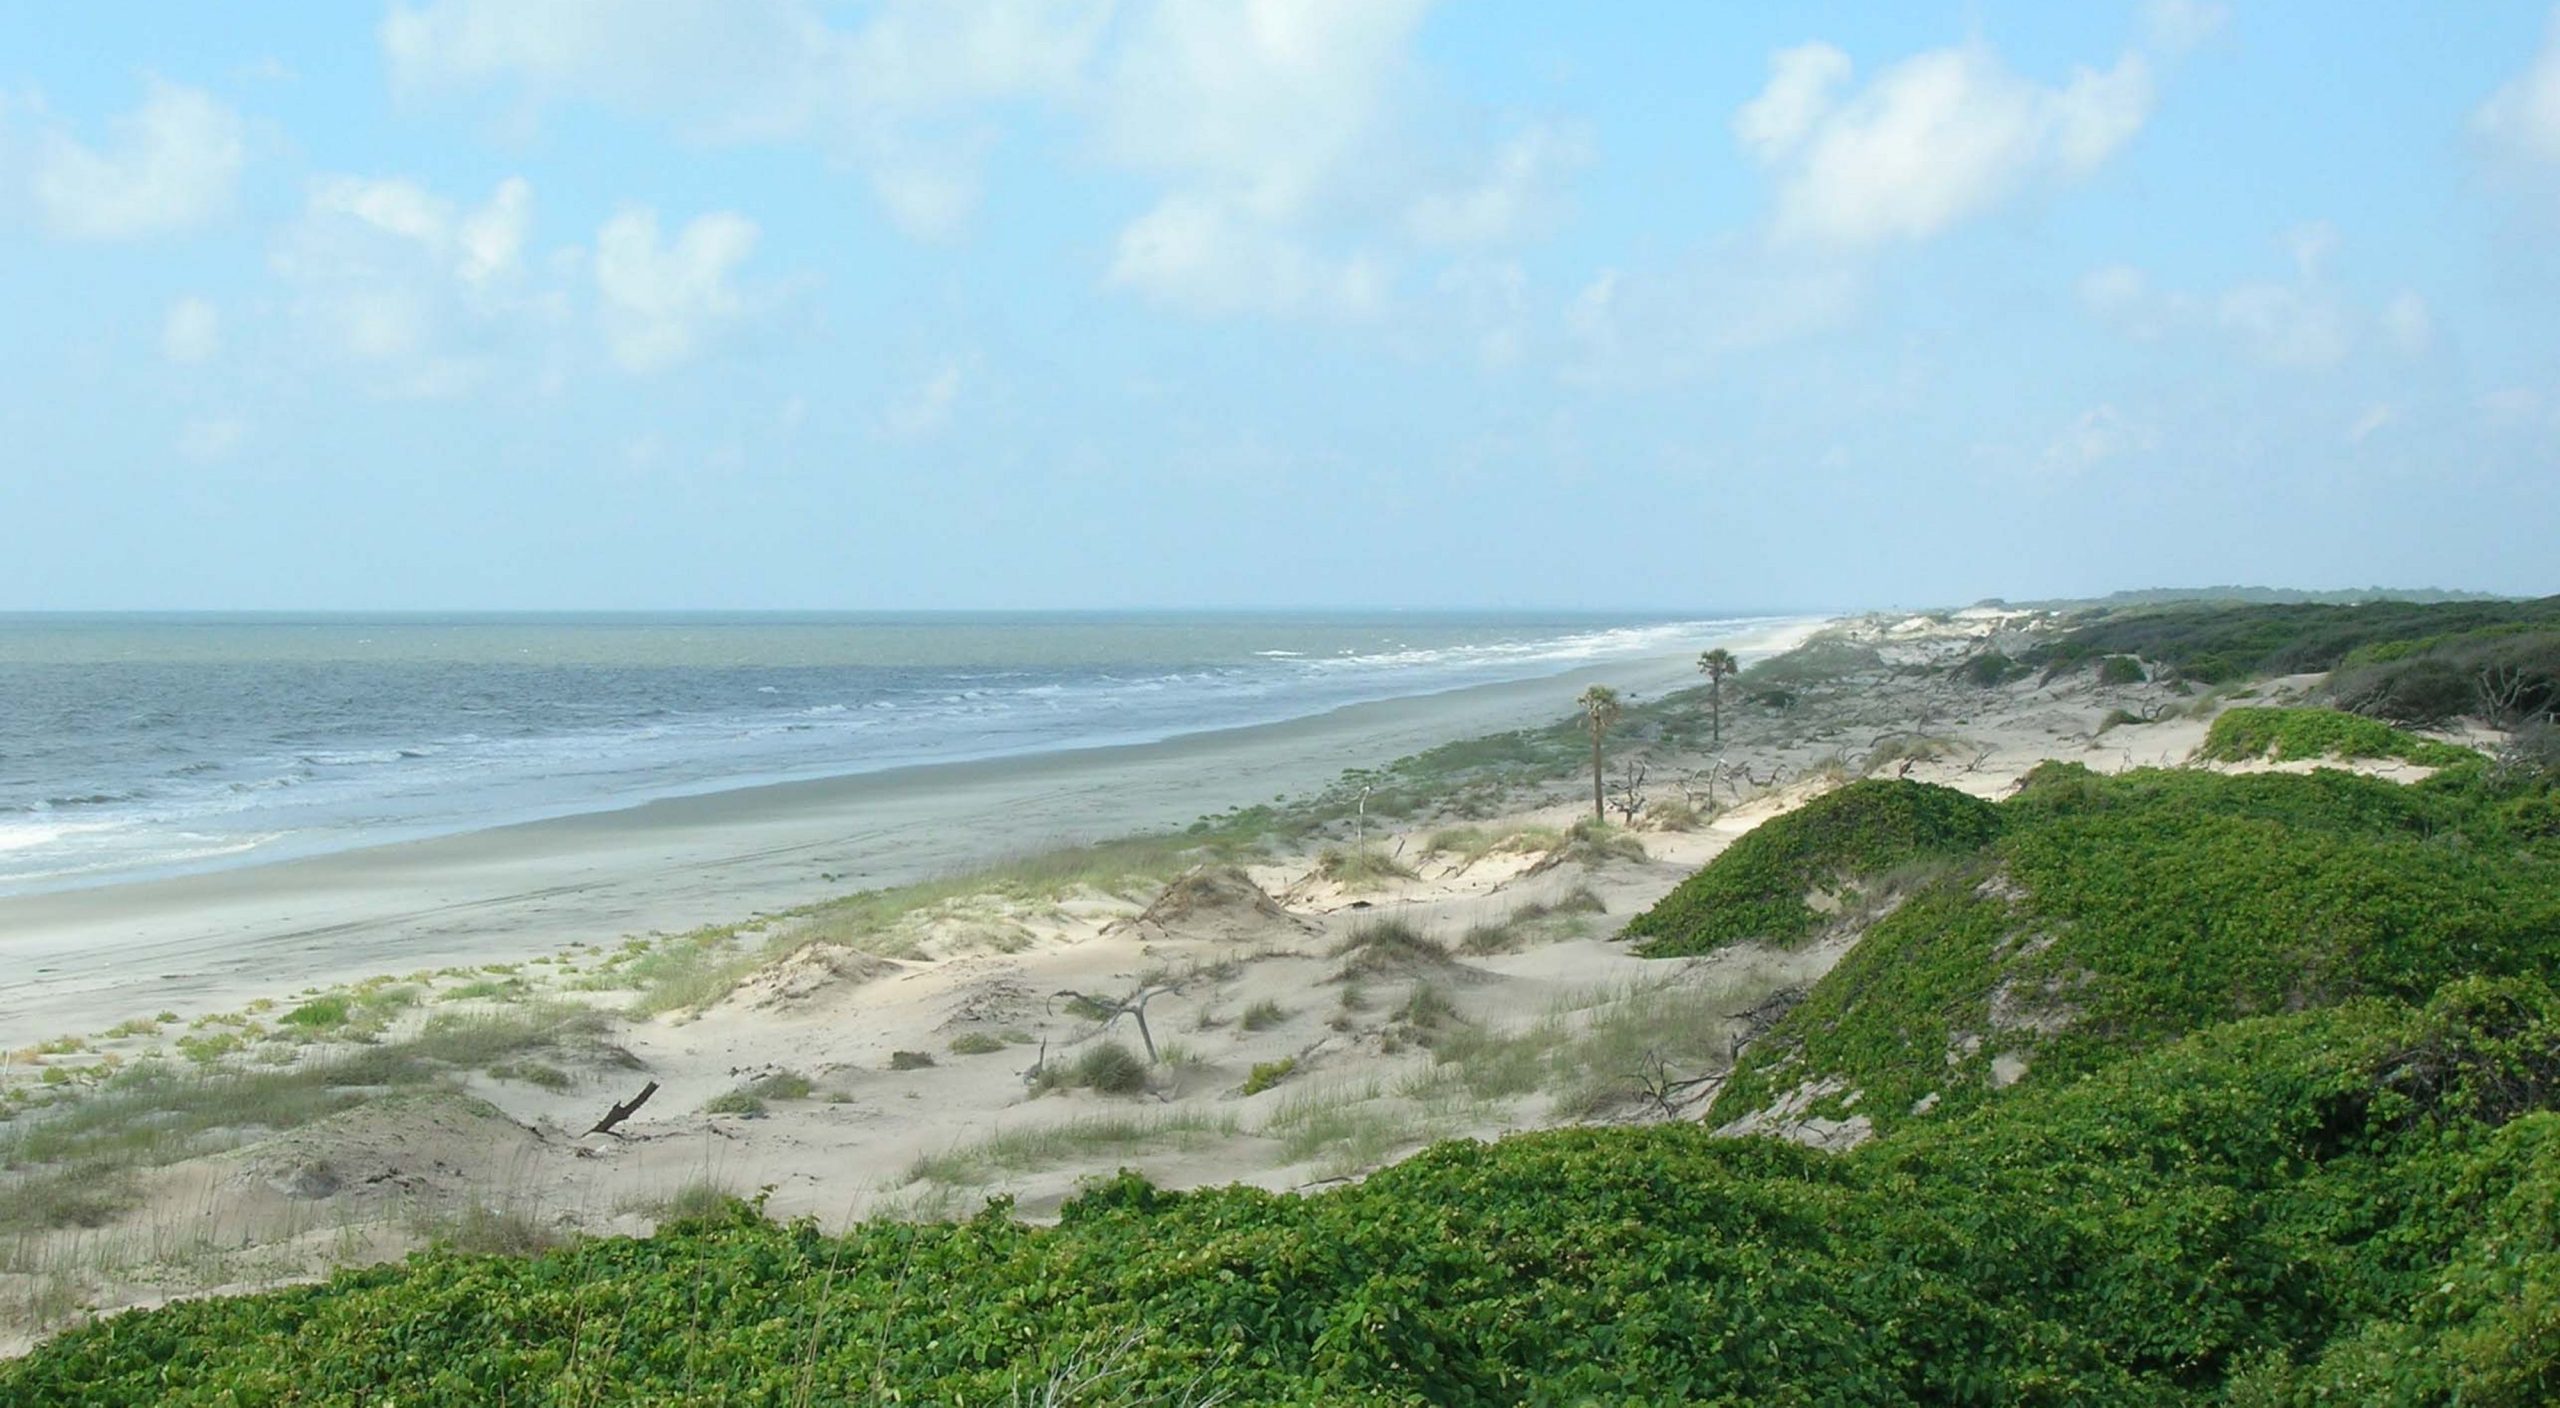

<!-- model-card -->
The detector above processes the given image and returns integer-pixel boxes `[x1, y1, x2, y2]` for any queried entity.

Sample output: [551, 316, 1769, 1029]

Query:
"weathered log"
[585, 1080, 659, 1137]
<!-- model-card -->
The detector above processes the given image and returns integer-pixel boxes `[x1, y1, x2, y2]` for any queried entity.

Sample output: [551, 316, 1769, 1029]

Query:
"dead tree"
[2478, 663, 2537, 728]
[1051, 983, 1182, 1064]
[1631, 1049, 1721, 1120]
[1607, 759, 1650, 825]
[585, 1080, 659, 1137]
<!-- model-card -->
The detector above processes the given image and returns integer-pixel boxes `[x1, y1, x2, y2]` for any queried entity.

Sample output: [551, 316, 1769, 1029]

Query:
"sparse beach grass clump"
[904, 1109, 1239, 1187]
[1030, 1041, 1150, 1097]
[1237, 999, 1290, 1032]
[1540, 818, 1647, 869]
[1329, 920, 1454, 982]
[0, 1001, 617, 1204]
[1239, 1058, 1297, 1096]
[946, 1032, 1007, 1056]
[1459, 887, 1610, 955]
[1314, 845, 1416, 889]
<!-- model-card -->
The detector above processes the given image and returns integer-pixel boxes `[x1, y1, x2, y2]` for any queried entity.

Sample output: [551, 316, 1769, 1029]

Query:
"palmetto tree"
[1697, 648, 1738, 745]
[1578, 685, 1622, 823]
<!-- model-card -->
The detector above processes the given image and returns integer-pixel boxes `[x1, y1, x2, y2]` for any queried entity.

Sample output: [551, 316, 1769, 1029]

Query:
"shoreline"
[0, 618, 1825, 1046]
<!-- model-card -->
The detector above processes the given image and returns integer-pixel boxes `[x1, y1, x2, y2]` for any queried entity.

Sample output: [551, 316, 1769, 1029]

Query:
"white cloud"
[381, 0, 1110, 237]
[457, 176, 532, 286]
[1100, 0, 1431, 222]
[1737, 40, 2152, 247]
[1734, 43, 1853, 160]
[161, 296, 221, 363]
[1096, 0, 1434, 319]
[2080, 230, 2428, 371]
[2216, 281, 2352, 368]
[2475, 6, 2560, 164]
[272, 173, 549, 392]
[2382, 291, 2434, 356]
[2479, 385, 2560, 433]
[1405, 122, 1589, 247]
[1434, 259, 1529, 367]
[175, 415, 248, 462]
[594, 205, 759, 372]
[2347, 402, 2396, 443]
[31, 79, 245, 240]
[877, 361, 963, 440]
[2141, 0, 2230, 56]
[1562, 248, 1863, 386]
[2078, 263, 2160, 327]
[1110, 192, 1385, 320]
[2043, 403, 2157, 473]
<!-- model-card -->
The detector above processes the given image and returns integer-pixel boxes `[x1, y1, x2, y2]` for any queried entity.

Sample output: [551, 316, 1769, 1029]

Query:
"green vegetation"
[14, 606, 2560, 1401]
[1457, 886, 1606, 954]
[1622, 779, 2005, 956]
[1957, 649, 2026, 687]
[1313, 845, 1415, 889]
[271, 997, 344, 1030]
[1687, 762, 2560, 1135]
[1576, 684, 1622, 821]
[904, 1111, 1238, 1187]
[1239, 1058, 1297, 1096]
[2025, 594, 2560, 683]
[2, 1007, 610, 1189]
[34, 967, 2560, 1403]
[1237, 999, 1289, 1032]
[2331, 625, 2560, 726]
[1031, 1041, 1150, 1097]
[886, 1051, 936, 1072]
[2094, 653, 2146, 685]
[2199, 705, 2481, 768]
[1329, 920, 1455, 982]
[946, 1032, 1008, 1056]
[1540, 817, 1646, 868]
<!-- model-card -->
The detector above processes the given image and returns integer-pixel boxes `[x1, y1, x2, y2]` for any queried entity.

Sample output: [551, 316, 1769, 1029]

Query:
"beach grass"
[903, 1110, 1241, 1187]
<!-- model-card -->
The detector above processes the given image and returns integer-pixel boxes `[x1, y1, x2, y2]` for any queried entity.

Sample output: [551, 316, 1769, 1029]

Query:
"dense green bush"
[12, 976, 2560, 1404]
[2094, 654, 2146, 685]
[1622, 779, 2005, 955]
[2329, 627, 2560, 726]
[2024, 595, 2560, 683]
[2198, 706, 2481, 768]
[1704, 763, 2560, 1133]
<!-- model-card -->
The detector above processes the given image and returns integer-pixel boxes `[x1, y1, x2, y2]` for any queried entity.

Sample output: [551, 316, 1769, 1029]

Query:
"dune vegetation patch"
[2197, 705, 2479, 769]
[1623, 779, 2005, 957]
[1699, 761, 2560, 1136]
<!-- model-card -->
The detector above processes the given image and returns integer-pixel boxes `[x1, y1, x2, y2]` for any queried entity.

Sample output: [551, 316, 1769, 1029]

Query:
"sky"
[2, 1, 2557, 612]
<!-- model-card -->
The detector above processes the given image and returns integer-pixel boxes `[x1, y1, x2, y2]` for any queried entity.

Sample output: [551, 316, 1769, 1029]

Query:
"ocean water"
[0, 611, 1767, 895]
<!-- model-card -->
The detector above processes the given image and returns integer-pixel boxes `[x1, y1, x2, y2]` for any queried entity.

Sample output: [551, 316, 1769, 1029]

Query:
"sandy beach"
[0, 619, 1820, 1051]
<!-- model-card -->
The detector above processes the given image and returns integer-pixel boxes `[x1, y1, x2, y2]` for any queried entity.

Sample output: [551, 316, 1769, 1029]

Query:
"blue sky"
[3, 1, 2557, 611]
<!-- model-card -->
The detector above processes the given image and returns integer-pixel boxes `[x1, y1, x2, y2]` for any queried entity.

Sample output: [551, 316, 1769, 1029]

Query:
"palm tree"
[1697, 648, 1739, 745]
[1578, 685, 1622, 823]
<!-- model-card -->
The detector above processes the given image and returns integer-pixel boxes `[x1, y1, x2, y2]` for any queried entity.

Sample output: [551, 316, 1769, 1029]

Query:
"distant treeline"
[1989, 584, 2512, 609]
[2025, 595, 2560, 717]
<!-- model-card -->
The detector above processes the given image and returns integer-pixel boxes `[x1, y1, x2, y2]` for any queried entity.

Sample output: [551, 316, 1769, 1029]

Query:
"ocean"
[0, 611, 1769, 896]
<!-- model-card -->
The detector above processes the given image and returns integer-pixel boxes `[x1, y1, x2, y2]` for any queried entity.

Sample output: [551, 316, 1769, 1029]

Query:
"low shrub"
[1240, 1058, 1298, 1096]
[1623, 780, 2004, 956]
[2198, 706, 2478, 768]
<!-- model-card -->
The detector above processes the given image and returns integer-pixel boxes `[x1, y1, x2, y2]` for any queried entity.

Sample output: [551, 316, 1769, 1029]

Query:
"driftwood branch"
[1051, 984, 1183, 1063]
[585, 1080, 659, 1137]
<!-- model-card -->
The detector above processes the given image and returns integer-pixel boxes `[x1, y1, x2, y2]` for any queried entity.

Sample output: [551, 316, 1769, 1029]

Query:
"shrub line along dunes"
[4, 596, 2557, 1401]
